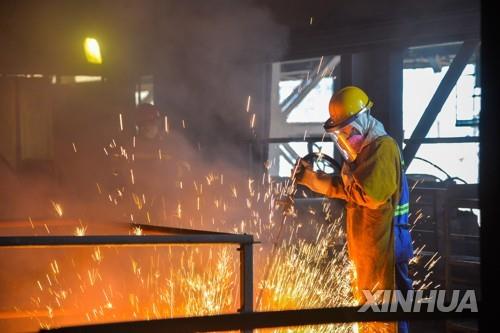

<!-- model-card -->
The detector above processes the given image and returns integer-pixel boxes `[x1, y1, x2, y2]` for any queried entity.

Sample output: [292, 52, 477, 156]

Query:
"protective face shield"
[329, 126, 362, 162]
[324, 109, 368, 163]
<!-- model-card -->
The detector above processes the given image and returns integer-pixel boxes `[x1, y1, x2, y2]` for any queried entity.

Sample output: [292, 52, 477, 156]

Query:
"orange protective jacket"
[299, 136, 402, 332]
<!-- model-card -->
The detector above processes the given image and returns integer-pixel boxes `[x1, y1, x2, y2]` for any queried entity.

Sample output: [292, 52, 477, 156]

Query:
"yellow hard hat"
[324, 86, 373, 131]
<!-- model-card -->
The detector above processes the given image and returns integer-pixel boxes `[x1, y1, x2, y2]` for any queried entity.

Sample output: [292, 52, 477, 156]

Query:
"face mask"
[331, 127, 364, 163]
[347, 134, 365, 152]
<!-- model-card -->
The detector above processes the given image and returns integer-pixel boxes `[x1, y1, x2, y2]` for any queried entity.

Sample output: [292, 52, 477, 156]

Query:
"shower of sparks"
[92, 248, 103, 263]
[250, 113, 256, 128]
[50, 260, 60, 275]
[74, 225, 87, 236]
[257, 222, 355, 332]
[164, 116, 169, 133]
[132, 226, 143, 236]
[72, 142, 77, 153]
[5, 115, 441, 333]
[132, 193, 143, 210]
[246, 96, 251, 112]
[176, 203, 182, 219]
[51, 201, 63, 217]
[119, 113, 123, 131]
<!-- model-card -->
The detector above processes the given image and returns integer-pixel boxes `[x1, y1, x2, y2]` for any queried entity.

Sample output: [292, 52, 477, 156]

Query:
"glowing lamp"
[84, 37, 102, 64]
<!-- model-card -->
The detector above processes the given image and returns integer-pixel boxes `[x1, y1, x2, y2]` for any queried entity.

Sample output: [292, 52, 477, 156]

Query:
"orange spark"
[74, 225, 87, 236]
[130, 169, 135, 184]
[51, 201, 63, 217]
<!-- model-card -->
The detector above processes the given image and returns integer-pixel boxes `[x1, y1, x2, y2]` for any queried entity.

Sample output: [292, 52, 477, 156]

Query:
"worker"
[131, 103, 192, 224]
[104, 103, 190, 225]
[294, 86, 413, 333]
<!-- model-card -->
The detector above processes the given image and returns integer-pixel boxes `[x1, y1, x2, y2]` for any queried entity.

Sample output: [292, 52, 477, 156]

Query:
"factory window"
[403, 43, 480, 184]
[279, 77, 334, 123]
[268, 56, 340, 177]
[135, 75, 154, 106]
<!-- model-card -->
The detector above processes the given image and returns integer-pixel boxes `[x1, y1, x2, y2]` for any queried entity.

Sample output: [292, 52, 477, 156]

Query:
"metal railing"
[1, 223, 480, 332]
[39, 303, 479, 332]
[0, 224, 255, 333]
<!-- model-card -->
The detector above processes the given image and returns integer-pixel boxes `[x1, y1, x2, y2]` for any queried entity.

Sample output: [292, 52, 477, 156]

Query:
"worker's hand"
[291, 158, 314, 185]
[290, 158, 341, 197]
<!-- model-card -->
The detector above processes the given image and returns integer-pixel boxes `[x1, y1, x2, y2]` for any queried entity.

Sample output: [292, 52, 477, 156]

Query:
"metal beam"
[278, 143, 301, 165]
[0, 234, 254, 248]
[284, 10, 480, 61]
[404, 136, 479, 144]
[280, 56, 340, 117]
[41, 302, 480, 333]
[403, 40, 479, 165]
[130, 223, 234, 235]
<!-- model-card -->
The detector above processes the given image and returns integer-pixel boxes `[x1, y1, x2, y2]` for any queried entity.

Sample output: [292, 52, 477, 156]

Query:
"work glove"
[291, 158, 314, 185]
[292, 158, 341, 197]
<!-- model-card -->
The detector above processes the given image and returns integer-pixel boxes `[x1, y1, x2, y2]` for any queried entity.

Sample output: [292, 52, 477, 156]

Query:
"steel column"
[340, 54, 352, 87]
[404, 136, 480, 144]
[352, 47, 404, 147]
[239, 241, 254, 333]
